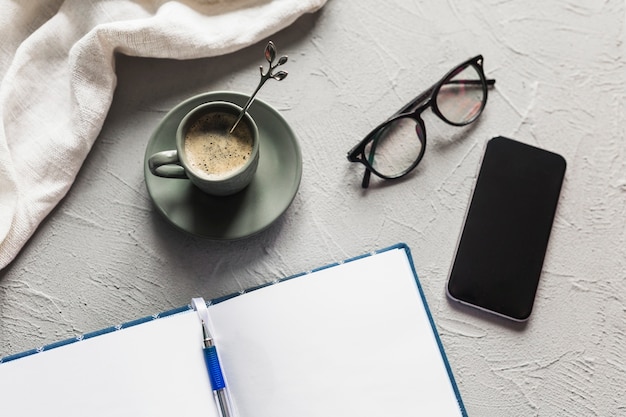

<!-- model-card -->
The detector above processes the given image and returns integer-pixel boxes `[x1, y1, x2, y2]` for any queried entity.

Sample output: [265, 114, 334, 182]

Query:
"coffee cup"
[148, 101, 259, 196]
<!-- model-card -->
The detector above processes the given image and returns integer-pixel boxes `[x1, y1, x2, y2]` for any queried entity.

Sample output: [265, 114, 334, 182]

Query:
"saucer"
[144, 91, 302, 240]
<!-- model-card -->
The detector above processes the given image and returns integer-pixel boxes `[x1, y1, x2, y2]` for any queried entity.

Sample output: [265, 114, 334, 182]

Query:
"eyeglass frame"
[347, 55, 496, 188]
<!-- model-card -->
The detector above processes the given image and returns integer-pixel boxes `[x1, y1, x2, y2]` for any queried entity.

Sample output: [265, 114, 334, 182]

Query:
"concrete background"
[2, 1, 626, 415]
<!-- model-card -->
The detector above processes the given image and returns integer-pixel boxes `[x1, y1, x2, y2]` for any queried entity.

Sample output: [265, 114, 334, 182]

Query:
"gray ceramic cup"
[148, 101, 259, 196]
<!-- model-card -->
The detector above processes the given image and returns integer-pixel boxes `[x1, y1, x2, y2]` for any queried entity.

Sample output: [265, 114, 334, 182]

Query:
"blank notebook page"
[0, 310, 216, 417]
[209, 248, 463, 417]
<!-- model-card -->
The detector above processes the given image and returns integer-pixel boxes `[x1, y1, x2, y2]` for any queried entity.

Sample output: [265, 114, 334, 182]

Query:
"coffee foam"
[184, 111, 254, 178]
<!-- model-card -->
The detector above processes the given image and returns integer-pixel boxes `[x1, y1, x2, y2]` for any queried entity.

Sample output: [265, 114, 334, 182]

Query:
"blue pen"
[192, 298, 233, 417]
[201, 320, 232, 417]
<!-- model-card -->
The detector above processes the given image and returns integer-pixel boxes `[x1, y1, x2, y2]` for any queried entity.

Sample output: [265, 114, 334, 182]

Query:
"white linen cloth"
[0, 0, 326, 269]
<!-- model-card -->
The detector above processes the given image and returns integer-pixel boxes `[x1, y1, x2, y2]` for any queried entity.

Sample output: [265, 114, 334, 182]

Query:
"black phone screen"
[446, 136, 566, 321]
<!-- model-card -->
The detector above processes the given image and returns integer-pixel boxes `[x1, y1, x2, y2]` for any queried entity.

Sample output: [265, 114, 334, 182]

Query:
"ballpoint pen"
[192, 298, 233, 417]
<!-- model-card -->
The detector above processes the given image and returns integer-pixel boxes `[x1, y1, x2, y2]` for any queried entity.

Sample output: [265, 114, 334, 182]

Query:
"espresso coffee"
[184, 112, 254, 178]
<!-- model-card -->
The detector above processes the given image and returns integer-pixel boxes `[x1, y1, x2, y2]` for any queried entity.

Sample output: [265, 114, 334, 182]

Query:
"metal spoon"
[229, 41, 289, 133]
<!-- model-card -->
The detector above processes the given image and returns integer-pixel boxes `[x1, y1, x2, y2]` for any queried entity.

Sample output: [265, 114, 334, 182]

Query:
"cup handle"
[148, 150, 188, 179]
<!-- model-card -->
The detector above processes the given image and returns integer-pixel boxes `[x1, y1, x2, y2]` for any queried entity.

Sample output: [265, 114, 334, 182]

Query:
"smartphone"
[446, 136, 566, 321]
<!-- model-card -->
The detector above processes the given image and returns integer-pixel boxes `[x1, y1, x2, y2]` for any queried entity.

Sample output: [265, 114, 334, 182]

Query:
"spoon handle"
[229, 78, 264, 134]
[229, 41, 289, 134]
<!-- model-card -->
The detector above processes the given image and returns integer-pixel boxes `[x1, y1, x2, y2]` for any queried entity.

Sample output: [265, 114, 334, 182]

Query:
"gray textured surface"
[2, 2, 626, 415]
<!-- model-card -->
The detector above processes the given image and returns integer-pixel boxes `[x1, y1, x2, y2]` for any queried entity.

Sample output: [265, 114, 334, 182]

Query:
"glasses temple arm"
[444, 79, 496, 86]
[361, 168, 372, 188]
[360, 123, 389, 188]
[393, 84, 437, 116]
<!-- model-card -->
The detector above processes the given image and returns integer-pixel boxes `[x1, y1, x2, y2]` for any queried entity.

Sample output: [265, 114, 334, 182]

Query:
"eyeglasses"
[347, 55, 496, 188]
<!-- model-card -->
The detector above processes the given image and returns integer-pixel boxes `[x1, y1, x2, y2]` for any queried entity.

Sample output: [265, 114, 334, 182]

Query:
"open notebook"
[0, 244, 466, 416]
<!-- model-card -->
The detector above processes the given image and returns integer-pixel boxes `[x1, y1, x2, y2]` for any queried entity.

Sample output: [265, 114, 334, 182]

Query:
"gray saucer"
[144, 91, 302, 239]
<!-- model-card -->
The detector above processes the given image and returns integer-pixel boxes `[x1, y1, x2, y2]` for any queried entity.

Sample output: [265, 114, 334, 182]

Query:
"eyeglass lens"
[436, 63, 485, 125]
[363, 118, 425, 178]
[362, 61, 485, 178]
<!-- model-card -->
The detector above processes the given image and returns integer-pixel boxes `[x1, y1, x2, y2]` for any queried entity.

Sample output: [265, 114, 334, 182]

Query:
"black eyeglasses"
[347, 55, 496, 188]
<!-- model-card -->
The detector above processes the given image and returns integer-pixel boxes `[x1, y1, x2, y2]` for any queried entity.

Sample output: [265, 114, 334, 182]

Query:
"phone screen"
[446, 136, 566, 321]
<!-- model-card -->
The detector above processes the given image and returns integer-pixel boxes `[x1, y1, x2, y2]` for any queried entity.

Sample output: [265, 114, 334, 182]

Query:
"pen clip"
[191, 297, 212, 342]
